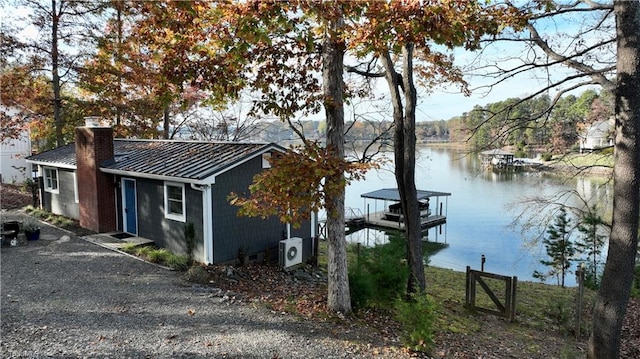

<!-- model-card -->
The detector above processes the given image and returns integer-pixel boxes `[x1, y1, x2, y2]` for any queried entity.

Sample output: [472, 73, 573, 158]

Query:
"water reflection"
[344, 146, 612, 286]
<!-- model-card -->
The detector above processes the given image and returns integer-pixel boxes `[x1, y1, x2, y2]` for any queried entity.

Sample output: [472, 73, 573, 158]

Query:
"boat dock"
[318, 188, 451, 237]
[362, 211, 447, 231]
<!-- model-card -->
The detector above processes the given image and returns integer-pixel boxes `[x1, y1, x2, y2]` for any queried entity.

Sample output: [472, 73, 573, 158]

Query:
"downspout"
[191, 183, 213, 264]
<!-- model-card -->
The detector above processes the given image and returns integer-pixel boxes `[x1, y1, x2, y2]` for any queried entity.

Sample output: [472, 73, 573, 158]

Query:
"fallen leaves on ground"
[204, 263, 640, 359]
[1, 183, 33, 210]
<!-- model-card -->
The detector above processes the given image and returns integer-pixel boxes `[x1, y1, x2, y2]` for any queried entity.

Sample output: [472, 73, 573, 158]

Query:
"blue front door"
[123, 179, 137, 235]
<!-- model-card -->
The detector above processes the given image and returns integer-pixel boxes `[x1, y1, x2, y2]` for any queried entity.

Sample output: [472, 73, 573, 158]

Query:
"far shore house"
[26, 125, 314, 265]
[580, 119, 614, 153]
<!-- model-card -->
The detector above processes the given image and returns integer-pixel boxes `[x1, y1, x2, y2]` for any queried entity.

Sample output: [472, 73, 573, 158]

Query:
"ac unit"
[279, 237, 303, 268]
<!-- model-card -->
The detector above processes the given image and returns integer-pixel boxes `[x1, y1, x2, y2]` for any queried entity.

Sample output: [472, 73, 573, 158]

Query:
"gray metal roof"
[480, 149, 514, 157]
[361, 188, 451, 201]
[26, 144, 77, 168]
[27, 139, 284, 181]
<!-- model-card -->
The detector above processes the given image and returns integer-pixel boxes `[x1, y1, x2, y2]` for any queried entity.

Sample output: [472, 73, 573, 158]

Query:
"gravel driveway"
[1, 212, 400, 359]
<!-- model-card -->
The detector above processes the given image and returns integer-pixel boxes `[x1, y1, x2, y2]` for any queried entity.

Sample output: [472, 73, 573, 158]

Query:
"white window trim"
[43, 167, 59, 194]
[262, 152, 272, 169]
[164, 181, 186, 222]
[72, 172, 79, 203]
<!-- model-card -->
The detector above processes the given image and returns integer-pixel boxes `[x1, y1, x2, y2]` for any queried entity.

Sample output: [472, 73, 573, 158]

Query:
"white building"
[1, 106, 32, 184]
[580, 118, 614, 153]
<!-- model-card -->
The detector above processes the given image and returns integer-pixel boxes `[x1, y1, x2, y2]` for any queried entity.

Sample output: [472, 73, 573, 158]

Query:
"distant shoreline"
[423, 142, 614, 178]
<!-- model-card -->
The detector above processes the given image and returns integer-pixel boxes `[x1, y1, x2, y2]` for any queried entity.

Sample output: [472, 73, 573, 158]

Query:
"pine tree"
[575, 206, 607, 289]
[538, 207, 576, 287]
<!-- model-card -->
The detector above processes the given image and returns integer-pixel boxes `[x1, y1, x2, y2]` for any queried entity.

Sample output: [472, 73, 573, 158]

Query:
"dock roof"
[361, 188, 451, 201]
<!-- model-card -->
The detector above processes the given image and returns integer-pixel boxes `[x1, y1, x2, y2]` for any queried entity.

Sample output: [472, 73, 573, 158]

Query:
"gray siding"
[211, 155, 311, 263]
[43, 168, 79, 219]
[134, 178, 204, 260]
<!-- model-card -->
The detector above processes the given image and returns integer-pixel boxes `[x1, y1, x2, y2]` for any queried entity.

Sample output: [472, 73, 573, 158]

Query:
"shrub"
[348, 236, 408, 310]
[166, 254, 190, 271]
[186, 265, 210, 284]
[395, 294, 438, 353]
[184, 222, 196, 264]
[133, 245, 154, 258]
[120, 242, 139, 253]
[348, 261, 375, 309]
[147, 248, 173, 264]
[632, 265, 640, 298]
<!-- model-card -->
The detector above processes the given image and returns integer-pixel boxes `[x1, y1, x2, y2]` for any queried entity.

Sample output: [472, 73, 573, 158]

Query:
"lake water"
[342, 146, 611, 287]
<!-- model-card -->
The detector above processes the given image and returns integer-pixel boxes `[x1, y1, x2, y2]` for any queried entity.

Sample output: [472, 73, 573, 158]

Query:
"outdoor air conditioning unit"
[279, 237, 303, 268]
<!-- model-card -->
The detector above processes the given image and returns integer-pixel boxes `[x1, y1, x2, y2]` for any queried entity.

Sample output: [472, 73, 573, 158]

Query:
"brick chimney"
[75, 126, 116, 233]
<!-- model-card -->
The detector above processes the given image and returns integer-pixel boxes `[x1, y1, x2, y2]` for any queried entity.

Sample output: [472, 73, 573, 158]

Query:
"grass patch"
[120, 244, 190, 271]
[556, 152, 614, 168]
[318, 237, 596, 355]
[24, 206, 80, 231]
[425, 266, 596, 335]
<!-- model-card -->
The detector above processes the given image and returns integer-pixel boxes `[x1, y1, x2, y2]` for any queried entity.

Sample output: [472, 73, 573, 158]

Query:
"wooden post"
[465, 266, 471, 308]
[575, 264, 585, 342]
[510, 276, 518, 322]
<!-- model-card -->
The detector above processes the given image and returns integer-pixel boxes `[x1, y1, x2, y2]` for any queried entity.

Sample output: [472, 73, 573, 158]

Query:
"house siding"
[211, 155, 311, 263]
[42, 168, 79, 219]
[134, 178, 204, 260]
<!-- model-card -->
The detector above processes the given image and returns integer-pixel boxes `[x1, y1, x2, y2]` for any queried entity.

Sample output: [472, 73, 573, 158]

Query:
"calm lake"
[341, 146, 611, 287]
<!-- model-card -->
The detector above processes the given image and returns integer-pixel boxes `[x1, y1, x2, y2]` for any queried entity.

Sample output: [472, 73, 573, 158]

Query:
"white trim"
[101, 169, 205, 184]
[26, 160, 76, 170]
[311, 212, 317, 238]
[122, 178, 138, 235]
[43, 167, 59, 194]
[190, 183, 213, 264]
[204, 185, 213, 264]
[262, 152, 272, 168]
[72, 172, 79, 203]
[164, 181, 186, 222]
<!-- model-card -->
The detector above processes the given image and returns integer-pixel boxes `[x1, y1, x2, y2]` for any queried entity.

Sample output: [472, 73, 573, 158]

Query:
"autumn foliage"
[229, 142, 377, 228]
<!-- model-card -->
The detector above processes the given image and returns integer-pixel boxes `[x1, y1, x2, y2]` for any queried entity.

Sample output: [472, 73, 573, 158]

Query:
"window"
[44, 167, 59, 193]
[262, 152, 272, 169]
[164, 182, 185, 222]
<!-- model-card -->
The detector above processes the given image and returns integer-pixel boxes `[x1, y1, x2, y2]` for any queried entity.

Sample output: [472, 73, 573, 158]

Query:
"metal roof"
[361, 188, 451, 201]
[480, 149, 514, 157]
[27, 139, 284, 181]
[26, 144, 77, 169]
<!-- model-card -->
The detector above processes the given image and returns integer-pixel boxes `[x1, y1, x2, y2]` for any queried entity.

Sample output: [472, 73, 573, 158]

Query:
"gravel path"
[1, 212, 404, 359]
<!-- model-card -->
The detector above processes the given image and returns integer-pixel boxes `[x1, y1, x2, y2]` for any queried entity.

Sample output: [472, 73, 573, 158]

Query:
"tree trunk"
[380, 43, 426, 295]
[399, 43, 424, 294]
[163, 106, 170, 139]
[51, 0, 63, 147]
[323, 11, 351, 314]
[588, 1, 640, 357]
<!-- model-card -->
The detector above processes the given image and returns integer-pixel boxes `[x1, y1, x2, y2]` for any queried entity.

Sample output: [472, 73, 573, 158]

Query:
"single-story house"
[26, 126, 315, 265]
[580, 119, 614, 153]
[1, 105, 32, 184]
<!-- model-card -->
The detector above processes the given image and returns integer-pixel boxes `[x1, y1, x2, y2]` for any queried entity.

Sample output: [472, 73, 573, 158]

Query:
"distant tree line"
[448, 88, 614, 152]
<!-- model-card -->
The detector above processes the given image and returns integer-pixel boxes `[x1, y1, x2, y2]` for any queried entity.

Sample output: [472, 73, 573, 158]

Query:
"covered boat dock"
[356, 188, 451, 231]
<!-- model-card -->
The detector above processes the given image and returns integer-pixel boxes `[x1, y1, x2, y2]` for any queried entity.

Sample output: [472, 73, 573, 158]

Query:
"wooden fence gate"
[465, 266, 518, 322]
